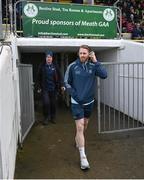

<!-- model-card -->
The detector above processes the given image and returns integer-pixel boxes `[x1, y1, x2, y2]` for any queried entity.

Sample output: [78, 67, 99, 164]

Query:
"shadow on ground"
[15, 103, 144, 179]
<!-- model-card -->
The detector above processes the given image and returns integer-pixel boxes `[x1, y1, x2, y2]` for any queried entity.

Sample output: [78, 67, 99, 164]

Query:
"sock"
[79, 147, 86, 159]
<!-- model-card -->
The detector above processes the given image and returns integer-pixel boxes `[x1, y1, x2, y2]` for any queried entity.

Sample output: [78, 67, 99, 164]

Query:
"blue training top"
[64, 58, 107, 105]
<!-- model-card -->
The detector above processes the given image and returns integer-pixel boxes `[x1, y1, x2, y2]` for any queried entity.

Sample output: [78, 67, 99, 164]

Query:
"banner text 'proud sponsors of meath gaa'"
[22, 2, 117, 38]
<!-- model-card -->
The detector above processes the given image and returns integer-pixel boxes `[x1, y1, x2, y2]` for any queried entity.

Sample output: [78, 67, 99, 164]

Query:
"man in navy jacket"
[64, 45, 107, 170]
[37, 50, 64, 125]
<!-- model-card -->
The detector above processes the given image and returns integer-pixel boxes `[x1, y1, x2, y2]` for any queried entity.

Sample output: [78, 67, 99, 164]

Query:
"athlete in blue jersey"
[64, 45, 107, 170]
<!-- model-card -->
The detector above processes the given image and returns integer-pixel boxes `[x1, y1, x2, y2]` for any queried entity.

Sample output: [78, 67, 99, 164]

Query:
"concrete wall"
[96, 40, 144, 63]
[119, 40, 144, 62]
[0, 46, 20, 179]
[99, 40, 144, 123]
[97, 48, 119, 62]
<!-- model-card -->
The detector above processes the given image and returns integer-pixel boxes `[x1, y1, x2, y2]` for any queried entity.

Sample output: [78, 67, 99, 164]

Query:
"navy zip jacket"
[37, 63, 63, 92]
[64, 58, 107, 105]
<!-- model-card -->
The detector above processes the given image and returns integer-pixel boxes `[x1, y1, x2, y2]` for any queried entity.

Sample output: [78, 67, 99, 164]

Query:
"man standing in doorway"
[64, 45, 107, 170]
[37, 50, 64, 125]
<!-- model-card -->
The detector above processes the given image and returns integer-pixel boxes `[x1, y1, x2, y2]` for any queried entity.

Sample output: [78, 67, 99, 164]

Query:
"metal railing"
[97, 62, 144, 133]
[18, 64, 35, 143]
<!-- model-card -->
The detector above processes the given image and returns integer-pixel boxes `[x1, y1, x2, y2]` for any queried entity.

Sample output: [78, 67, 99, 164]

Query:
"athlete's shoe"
[80, 156, 90, 170]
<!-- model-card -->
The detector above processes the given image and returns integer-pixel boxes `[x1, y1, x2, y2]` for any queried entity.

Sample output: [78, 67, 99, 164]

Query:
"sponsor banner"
[22, 2, 117, 38]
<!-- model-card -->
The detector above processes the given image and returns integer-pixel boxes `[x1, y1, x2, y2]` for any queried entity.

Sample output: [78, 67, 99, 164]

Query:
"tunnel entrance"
[19, 51, 77, 141]
[18, 45, 122, 141]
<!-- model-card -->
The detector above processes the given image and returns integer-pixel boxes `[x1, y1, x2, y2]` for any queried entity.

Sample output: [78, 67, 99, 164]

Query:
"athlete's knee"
[76, 122, 84, 133]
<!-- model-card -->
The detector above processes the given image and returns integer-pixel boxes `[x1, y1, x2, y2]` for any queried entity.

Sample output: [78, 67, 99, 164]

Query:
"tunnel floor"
[15, 101, 144, 179]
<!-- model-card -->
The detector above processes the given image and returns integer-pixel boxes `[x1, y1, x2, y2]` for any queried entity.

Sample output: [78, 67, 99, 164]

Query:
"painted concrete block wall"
[99, 40, 144, 122]
[119, 40, 144, 62]
[118, 41, 144, 122]
[97, 48, 119, 63]
[0, 46, 19, 179]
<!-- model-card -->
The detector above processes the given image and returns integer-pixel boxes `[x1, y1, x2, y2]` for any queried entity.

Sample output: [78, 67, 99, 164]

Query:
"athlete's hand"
[61, 86, 65, 94]
[89, 51, 97, 63]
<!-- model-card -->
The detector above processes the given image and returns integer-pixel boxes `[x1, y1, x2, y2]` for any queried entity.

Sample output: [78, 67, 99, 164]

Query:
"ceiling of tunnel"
[18, 46, 118, 53]
[17, 38, 123, 53]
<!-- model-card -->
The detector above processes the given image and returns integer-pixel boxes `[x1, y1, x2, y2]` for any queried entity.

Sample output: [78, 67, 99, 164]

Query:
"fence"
[18, 64, 35, 142]
[97, 62, 144, 133]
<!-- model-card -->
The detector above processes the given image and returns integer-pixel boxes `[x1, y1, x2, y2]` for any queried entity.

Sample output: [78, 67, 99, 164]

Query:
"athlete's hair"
[79, 45, 91, 53]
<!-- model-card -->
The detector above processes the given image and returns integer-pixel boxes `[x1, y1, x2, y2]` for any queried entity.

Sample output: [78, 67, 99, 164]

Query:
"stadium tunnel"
[19, 41, 120, 104]
[17, 38, 122, 142]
